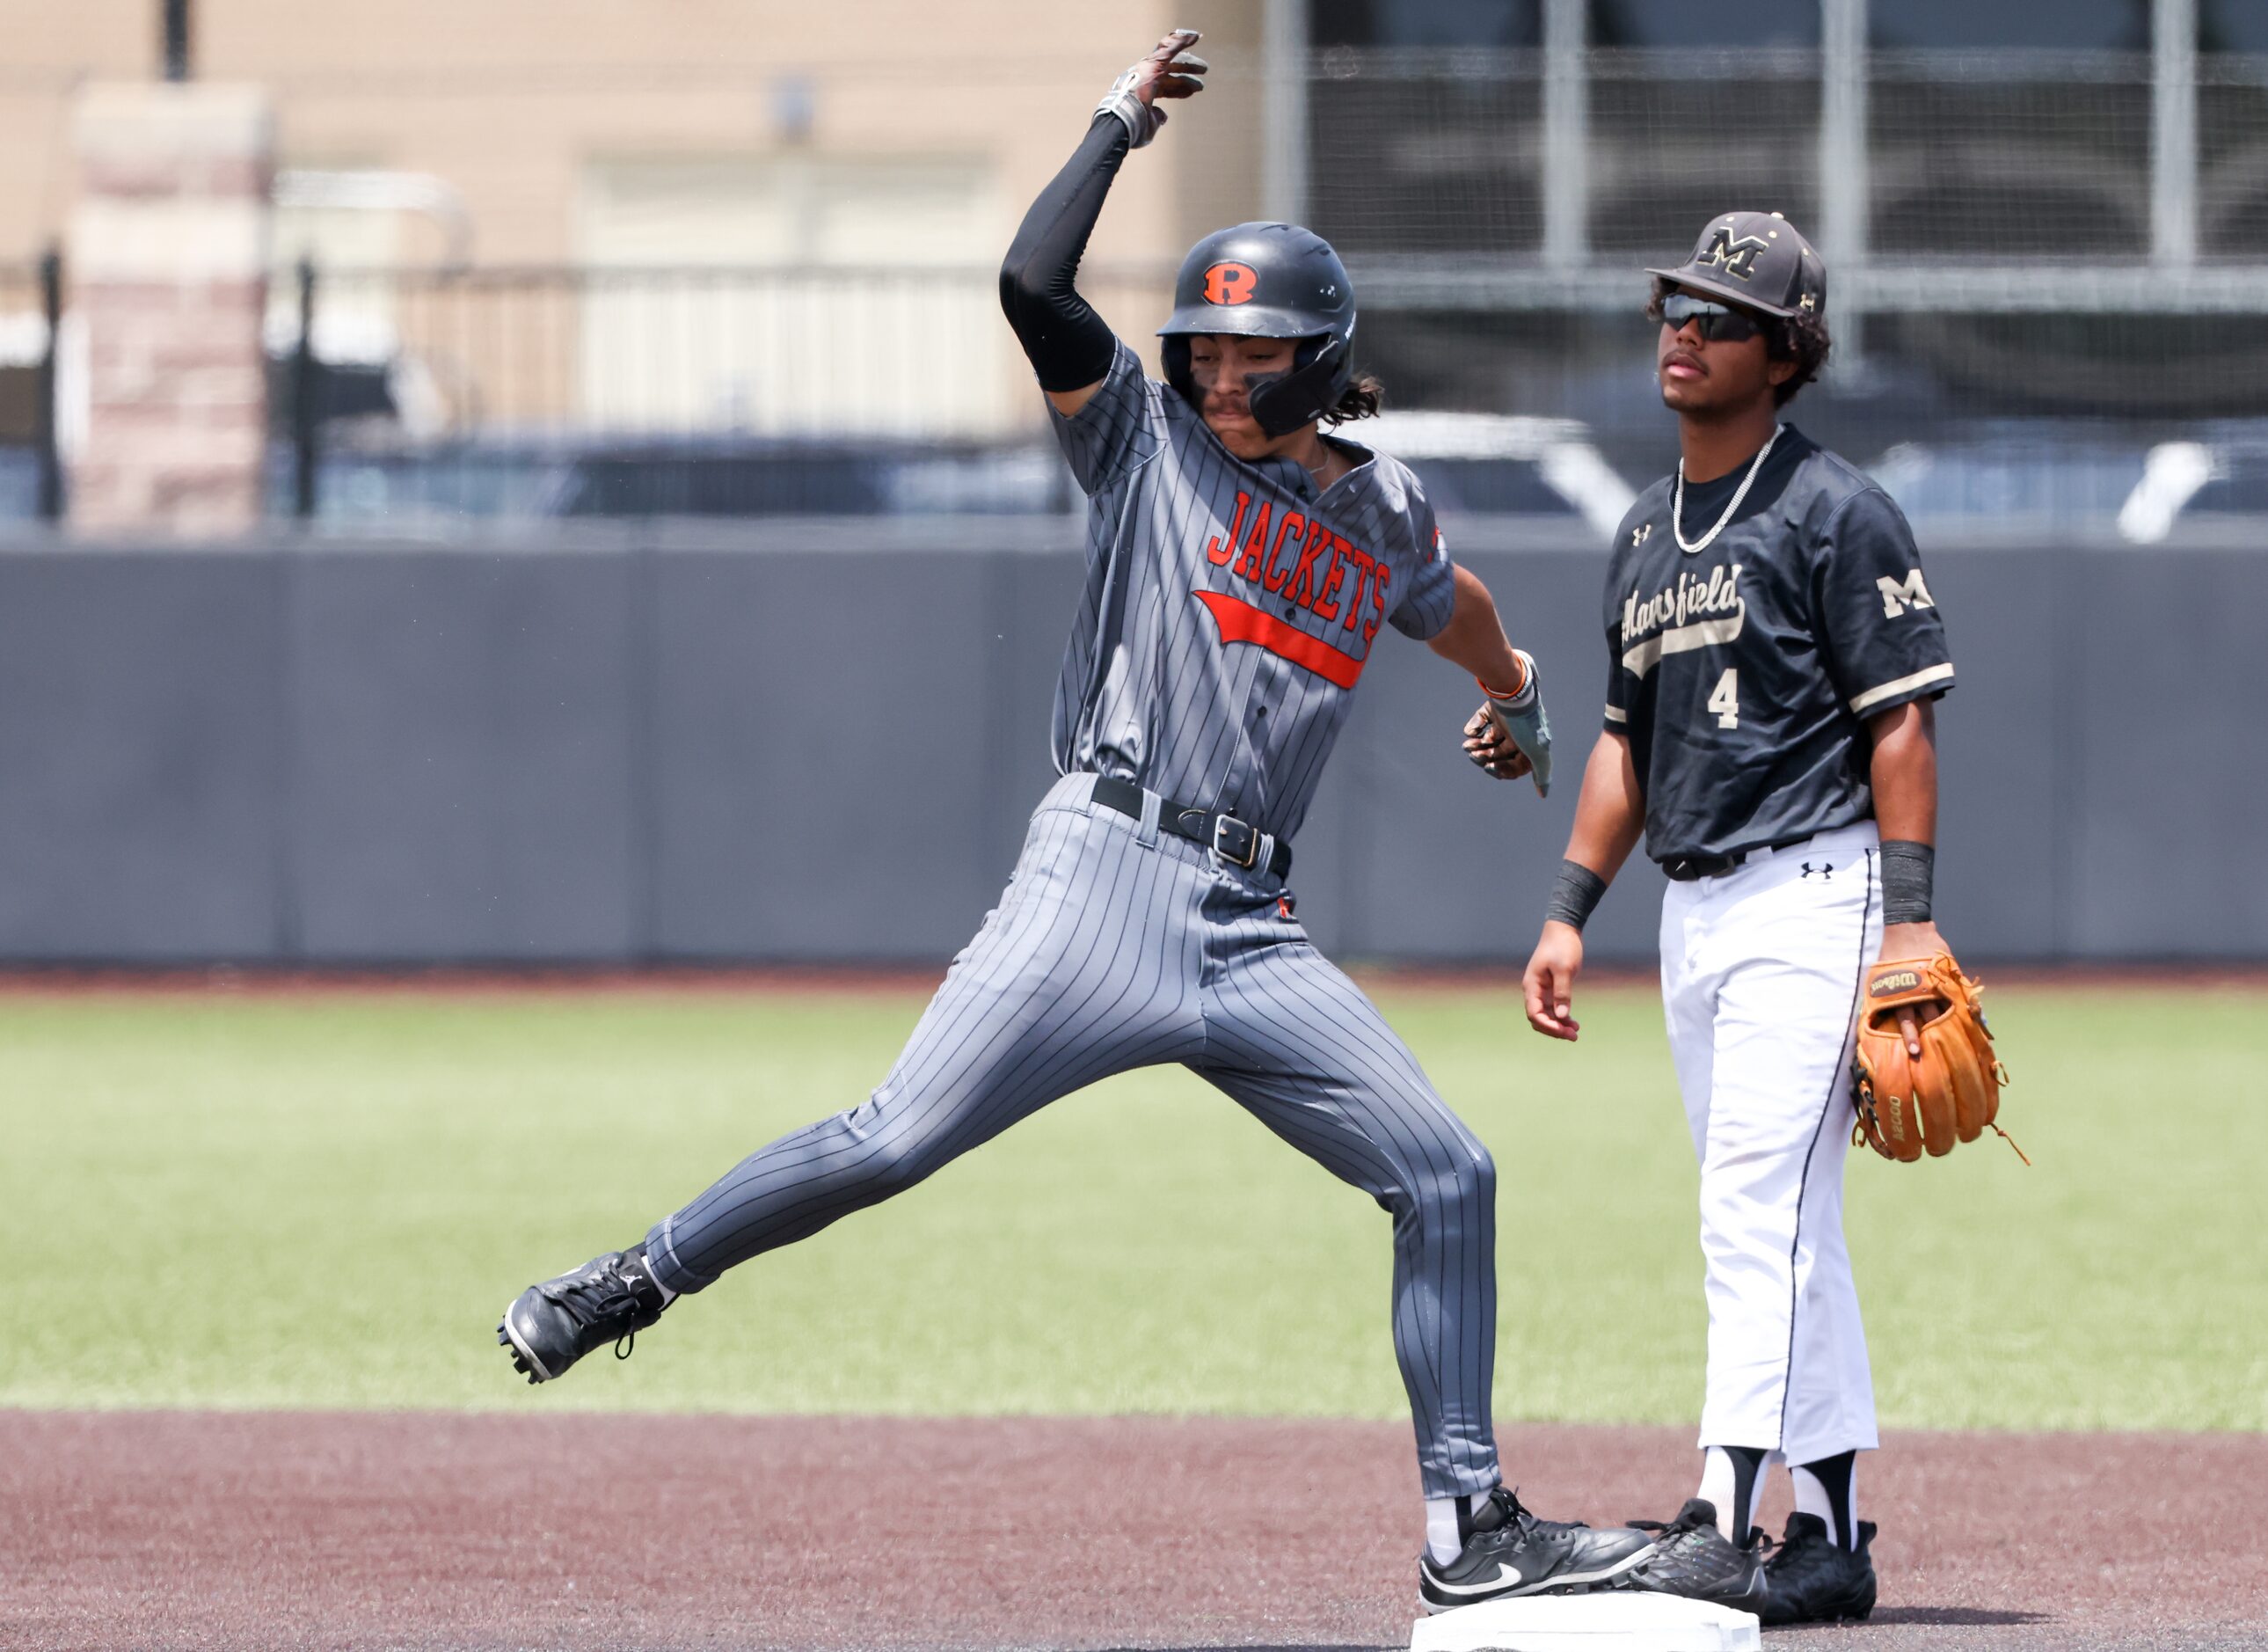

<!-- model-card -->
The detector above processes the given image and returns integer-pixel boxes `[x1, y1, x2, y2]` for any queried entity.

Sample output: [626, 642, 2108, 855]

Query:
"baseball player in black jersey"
[500, 33, 1658, 1616]
[1472, 212, 1958, 1626]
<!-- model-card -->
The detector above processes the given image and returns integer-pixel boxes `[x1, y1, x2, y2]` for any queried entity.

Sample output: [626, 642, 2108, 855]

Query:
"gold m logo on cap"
[1698, 227, 1769, 280]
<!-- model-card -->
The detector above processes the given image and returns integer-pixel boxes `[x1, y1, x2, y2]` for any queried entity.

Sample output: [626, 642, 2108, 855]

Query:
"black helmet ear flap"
[1248, 334, 1351, 439]
[1162, 334, 1195, 406]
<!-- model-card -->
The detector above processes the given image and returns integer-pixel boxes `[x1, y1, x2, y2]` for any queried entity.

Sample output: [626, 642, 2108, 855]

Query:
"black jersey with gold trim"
[1602, 424, 1953, 864]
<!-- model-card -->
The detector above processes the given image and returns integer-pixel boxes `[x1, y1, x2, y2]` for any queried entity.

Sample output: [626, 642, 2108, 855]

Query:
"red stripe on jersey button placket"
[1192, 589, 1367, 690]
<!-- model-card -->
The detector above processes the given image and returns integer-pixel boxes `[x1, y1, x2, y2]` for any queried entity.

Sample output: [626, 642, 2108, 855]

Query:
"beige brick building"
[1, 3, 1295, 475]
[4, 3, 1276, 406]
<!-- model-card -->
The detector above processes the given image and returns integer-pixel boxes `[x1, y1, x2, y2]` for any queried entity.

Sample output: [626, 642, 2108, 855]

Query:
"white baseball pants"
[1659, 822, 1882, 1465]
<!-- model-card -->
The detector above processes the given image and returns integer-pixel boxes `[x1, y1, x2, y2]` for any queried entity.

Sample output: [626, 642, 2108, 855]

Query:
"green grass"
[3, 980, 2261, 1429]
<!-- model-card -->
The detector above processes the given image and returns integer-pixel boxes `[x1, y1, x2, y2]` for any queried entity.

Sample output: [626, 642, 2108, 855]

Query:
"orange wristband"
[1477, 657, 1528, 701]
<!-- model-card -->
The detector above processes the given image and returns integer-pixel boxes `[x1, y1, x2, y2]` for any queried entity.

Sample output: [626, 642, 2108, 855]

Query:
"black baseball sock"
[1793, 1450, 1858, 1549]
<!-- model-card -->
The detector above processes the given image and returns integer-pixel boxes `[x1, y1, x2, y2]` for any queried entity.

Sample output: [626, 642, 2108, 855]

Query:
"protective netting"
[1305, 44, 2268, 536]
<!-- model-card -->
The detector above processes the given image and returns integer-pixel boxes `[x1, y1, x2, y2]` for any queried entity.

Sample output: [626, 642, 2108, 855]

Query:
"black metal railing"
[274, 259, 1172, 524]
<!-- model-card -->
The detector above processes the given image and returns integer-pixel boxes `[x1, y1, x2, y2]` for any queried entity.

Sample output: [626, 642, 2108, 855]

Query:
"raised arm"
[998, 31, 1207, 418]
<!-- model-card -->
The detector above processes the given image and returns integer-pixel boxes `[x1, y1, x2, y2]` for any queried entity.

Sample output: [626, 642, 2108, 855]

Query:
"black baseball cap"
[1647, 210, 1826, 319]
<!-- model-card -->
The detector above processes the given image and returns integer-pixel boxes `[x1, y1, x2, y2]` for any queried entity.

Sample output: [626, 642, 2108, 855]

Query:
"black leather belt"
[1090, 775, 1292, 880]
[1660, 852, 1745, 881]
[1659, 833, 1820, 882]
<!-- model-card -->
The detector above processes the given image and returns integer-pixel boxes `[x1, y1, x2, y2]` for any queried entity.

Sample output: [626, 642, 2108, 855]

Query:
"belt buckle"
[1212, 814, 1259, 870]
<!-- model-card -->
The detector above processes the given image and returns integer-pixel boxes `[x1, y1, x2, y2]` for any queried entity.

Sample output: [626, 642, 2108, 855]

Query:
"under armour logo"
[1631, 523, 1652, 546]
[1802, 861, 1833, 880]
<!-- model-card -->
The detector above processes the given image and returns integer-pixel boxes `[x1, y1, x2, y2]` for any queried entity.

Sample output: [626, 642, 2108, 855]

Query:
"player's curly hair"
[1321, 371, 1384, 426]
[1647, 278, 1832, 407]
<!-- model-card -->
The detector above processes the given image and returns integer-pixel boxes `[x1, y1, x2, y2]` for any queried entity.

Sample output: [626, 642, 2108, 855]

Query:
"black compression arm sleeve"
[998, 114, 1130, 392]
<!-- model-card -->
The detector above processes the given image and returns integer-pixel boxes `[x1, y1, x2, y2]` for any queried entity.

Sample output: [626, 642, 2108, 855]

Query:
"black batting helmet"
[1157, 222, 1355, 438]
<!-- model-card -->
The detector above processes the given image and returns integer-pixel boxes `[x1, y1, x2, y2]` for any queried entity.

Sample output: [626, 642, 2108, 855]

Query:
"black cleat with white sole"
[1620, 1498, 1769, 1612]
[498, 1246, 668, 1385]
[1761, 1512, 1878, 1625]
[1418, 1487, 1657, 1614]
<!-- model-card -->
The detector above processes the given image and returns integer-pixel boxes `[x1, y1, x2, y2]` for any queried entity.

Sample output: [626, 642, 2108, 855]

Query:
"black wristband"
[1878, 839, 1934, 925]
[1545, 859, 1608, 932]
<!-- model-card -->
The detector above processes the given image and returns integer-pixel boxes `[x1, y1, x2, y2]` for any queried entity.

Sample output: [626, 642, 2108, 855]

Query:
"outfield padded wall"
[0, 537, 2257, 964]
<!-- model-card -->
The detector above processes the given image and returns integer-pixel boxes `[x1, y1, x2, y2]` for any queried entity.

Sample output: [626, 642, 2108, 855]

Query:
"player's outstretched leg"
[495, 777, 1207, 1384]
[1192, 898, 1652, 1610]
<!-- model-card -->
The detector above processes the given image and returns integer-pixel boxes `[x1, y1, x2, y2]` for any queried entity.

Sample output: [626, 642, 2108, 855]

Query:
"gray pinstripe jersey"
[1048, 340, 1457, 842]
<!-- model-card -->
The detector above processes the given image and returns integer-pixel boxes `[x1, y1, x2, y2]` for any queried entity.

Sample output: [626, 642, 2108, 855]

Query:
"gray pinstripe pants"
[645, 771, 1500, 1498]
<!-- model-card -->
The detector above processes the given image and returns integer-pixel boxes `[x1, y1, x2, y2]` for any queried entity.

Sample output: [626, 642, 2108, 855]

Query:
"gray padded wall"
[288, 552, 642, 961]
[0, 552, 288, 960]
[647, 549, 1063, 961]
[0, 537, 2261, 965]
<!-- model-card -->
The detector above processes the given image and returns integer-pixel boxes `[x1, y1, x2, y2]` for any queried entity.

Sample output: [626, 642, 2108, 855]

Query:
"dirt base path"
[4, 1413, 2262, 1651]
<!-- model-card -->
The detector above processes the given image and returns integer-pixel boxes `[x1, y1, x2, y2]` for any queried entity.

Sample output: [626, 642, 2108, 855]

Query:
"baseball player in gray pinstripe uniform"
[500, 33, 1652, 1612]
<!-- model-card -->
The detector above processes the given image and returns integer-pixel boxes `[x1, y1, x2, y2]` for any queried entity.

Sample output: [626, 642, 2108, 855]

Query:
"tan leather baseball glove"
[1851, 953, 2024, 1163]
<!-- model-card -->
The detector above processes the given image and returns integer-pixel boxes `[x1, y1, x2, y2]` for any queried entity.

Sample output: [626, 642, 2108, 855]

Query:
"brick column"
[69, 83, 274, 536]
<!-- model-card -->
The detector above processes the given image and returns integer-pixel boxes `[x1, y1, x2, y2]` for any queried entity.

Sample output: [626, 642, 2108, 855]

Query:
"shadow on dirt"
[1870, 1607, 2053, 1626]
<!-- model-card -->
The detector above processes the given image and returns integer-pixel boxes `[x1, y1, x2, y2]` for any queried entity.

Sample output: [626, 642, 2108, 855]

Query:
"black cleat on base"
[1418, 1488, 1657, 1614]
[498, 1246, 668, 1385]
[1761, 1512, 1878, 1626]
[1620, 1498, 1769, 1613]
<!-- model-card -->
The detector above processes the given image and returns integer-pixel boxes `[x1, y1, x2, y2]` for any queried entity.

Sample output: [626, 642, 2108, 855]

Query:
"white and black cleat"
[1418, 1487, 1657, 1614]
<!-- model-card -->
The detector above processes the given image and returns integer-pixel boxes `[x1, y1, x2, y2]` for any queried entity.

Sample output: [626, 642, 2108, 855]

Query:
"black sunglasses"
[1659, 291, 1767, 344]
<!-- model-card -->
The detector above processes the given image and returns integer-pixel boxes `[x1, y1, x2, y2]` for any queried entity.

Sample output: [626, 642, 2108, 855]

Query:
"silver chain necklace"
[1674, 423, 1784, 554]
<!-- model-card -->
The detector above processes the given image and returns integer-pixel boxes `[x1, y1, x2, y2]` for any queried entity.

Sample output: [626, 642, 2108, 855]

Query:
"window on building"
[2203, 0, 2268, 53]
[1869, 0, 2148, 50]
[1312, 1, 1541, 48]
[1591, 0, 1820, 49]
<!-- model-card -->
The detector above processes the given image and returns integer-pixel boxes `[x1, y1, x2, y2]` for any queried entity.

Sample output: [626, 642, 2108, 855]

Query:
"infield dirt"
[5, 1411, 2261, 1652]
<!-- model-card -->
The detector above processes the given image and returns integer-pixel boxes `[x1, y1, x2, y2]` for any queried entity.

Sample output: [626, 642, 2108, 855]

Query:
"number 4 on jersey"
[1707, 668, 1739, 729]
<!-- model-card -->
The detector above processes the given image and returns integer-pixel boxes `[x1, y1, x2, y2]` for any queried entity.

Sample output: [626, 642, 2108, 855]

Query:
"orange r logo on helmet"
[1203, 261, 1258, 305]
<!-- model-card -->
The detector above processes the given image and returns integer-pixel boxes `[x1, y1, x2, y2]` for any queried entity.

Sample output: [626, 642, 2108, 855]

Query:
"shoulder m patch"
[1877, 569, 1935, 618]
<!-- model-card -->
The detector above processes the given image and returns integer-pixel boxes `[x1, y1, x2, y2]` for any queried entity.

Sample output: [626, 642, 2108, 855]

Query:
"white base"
[1411, 1592, 1761, 1652]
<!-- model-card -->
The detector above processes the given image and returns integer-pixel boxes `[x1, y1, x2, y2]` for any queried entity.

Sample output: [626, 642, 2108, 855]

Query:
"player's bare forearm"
[1564, 731, 1645, 883]
[1866, 698, 1936, 845]
[1522, 732, 1644, 1042]
[1425, 565, 1526, 690]
[1868, 698, 1945, 961]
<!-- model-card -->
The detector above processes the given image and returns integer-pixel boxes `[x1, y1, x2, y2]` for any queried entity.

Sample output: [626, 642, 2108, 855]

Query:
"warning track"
[3, 1412, 2260, 1650]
